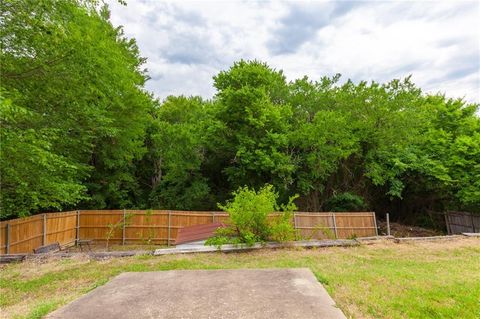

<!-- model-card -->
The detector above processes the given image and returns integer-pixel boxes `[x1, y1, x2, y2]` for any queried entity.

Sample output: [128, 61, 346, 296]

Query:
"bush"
[324, 192, 367, 212]
[207, 184, 297, 246]
[205, 227, 241, 248]
[269, 195, 297, 242]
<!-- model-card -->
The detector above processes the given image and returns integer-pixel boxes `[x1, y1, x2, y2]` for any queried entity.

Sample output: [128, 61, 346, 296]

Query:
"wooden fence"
[0, 210, 377, 254]
[445, 211, 480, 234]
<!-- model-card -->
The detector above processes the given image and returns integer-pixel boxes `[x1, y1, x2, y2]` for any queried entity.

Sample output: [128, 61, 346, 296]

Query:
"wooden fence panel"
[475, 216, 480, 232]
[2, 215, 43, 254]
[0, 223, 7, 254]
[125, 210, 169, 244]
[1, 210, 377, 254]
[295, 213, 335, 240]
[446, 211, 480, 234]
[46, 212, 77, 247]
[213, 213, 230, 224]
[335, 212, 377, 238]
[79, 210, 123, 242]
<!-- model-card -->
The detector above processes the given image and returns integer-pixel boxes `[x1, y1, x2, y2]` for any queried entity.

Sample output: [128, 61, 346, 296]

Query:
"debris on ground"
[377, 221, 443, 237]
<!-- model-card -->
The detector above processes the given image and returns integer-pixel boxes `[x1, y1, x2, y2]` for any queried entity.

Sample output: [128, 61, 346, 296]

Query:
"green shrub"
[204, 227, 241, 248]
[207, 184, 297, 246]
[269, 195, 297, 242]
[269, 216, 295, 242]
[324, 192, 367, 212]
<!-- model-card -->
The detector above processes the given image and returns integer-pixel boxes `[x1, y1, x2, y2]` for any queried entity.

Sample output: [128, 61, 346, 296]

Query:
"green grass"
[1, 238, 479, 319]
[19, 301, 60, 319]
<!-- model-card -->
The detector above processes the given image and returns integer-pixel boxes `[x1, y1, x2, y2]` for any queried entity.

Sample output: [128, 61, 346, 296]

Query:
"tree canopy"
[1, 0, 479, 226]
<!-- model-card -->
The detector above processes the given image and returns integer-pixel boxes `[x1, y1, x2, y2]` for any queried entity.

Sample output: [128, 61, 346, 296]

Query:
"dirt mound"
[377, 221, 443, 237]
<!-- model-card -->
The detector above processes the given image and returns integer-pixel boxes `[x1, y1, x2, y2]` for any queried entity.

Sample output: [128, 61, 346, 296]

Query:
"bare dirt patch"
[377, 221, 443, 237]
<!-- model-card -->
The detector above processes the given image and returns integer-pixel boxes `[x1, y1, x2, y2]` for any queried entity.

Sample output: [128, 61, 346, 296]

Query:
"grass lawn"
[1, 238, 479, 319]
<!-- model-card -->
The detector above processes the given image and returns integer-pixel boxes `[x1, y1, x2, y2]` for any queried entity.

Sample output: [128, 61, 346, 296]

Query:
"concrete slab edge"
[462, 232, 480, 237]
[153, 239, 359, 256]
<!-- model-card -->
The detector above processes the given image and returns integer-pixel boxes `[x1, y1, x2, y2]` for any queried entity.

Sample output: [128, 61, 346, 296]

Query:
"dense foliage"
[1, 0, 152, 218]
[1, 1, 479, 225]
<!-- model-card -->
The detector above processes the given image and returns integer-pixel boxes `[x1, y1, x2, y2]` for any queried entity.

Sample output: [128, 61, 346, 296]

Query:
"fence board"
[446, 211, 479, 234]
[46, 212, 77, 247]
[4, 215, 43, 254]
[79, 210, 123, 243]
[0, 223, 7, 254]
[295, 213, 335, 240]
[125, 211, 169, 245]
[335, 212, 377, 238]
[0, 210, 376, 254]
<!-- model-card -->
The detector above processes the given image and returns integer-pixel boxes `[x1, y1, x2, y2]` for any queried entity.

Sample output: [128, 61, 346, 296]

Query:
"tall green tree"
[0, 95, 86, 218]
[1, 0, 152, 218]
[212, 60, 295, 194]
[145, 96, 213, 210]
[398, 96, 480, 216]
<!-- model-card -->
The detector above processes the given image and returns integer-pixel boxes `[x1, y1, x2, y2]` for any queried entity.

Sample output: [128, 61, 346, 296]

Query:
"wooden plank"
[122, 209, 126, 245]
[332, 213, 338, 239]
[76, 210, 80, 244]
[167, 211, 171, 246]
[43, 214, 47, 245]
[6, 224, 10, 254]
[175, 222, 225, 245]
[8, 234, 43, 246]
[33, 242, 60, 254]
[1, 254, 27, 264]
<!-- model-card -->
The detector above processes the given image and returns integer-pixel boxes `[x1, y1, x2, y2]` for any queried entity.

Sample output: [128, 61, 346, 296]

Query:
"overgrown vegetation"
[206, 185, 296, 246]
[1, 238, 479, 319]
[1, 0, 479, 226]
[324, 193, 367, 212]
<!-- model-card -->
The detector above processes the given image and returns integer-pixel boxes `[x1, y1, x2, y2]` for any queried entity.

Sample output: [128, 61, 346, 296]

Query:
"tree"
[2, 9, 478, 230]
[1, 0, 152, 217]
[0, 96, 86, 218]
[145, 96, 212, 210]
[212, 60, 295, 195]
[400, 96, 480, 215]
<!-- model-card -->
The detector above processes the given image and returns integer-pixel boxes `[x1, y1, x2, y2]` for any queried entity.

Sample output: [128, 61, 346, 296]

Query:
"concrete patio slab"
[47, 268, 346, 319]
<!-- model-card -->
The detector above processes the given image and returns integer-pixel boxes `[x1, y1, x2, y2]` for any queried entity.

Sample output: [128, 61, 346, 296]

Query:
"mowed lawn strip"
[1, 238, 479, 319]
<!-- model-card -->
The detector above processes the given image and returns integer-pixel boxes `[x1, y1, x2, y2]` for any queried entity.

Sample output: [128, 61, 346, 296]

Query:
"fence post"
[43, 214, 47, 245]
[122, 209, 126, 245]
[386, 213, 391, 236]
[212, 211, 215, 223]
[471, 213, 476, 233]
[373, 212, 378, 236]
[293, 212, 298, 240]
[76, 210, 80, 245]
[167, 211, 171, 246]
[332, 213, 338, 239]
[444, 212, 450, 235]
[5, 224, 10, 254]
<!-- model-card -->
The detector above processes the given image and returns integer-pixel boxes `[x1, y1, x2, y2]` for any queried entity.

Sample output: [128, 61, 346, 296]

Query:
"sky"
[107, 0, 480, 103]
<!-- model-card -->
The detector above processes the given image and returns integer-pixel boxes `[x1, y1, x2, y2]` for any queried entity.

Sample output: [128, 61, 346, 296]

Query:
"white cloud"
[107, 0, 480, 103]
